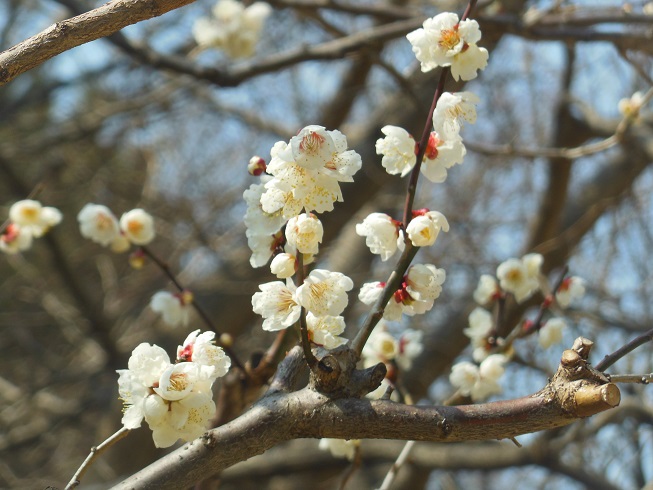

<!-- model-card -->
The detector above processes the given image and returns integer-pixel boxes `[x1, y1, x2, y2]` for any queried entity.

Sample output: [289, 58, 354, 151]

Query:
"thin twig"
[595, 327, 653, 371]
[377, 440, 416, 490]
[607, 373, 653, 384]
[295, 253, 318, 370]
[140, 246, 245, 371]
[65, 427, 131, 490]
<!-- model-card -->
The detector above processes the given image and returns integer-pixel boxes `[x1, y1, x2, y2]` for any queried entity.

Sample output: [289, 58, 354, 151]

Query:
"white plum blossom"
[433, 91, 480, 135]
[464, 307, 493, 362]
[496, 253, 543, 303]
[260, 127, 362, 219]
[252, 280, 301, 331]
[618, 91, 646, 120]
[405, 210, 449, 247]
[0, 224, 33, 254]
[420, 130, 466, 183]
[555, 276, 586, 308]
[539, 318, 565, 349]
[177, 329, 231, 379]
[306, 313, 348, 349]
[77, 203, 121, 247]
[247, 232, 280, 268]
[318, 438, 359, 461]
[473, 274, 500, 305]
[405, 264, 446, 302]
[270, 252, 296, 278]
[358, 265, 445, 322]
[375, 125, 416, 177]
[120, 209, 155, 246]
[464, 307, 493, 345]
[9, 199, 62, 238]
[296, 269, 353, 317]
[150, 291, 193, 327]
[358, 281, 403, 321]
[192, 0, 272, 58]
[406, 12, 489, 81]
[449, 354, 507, 401]
[355, 212, 403, 261]
[362, 325, 423, 371]
[362, 326, 399, 367]
[285, 213, 323, 254]
[244, 179, 286, 237]
[396, 329, 424, 370]
[117, 337, 229, 448]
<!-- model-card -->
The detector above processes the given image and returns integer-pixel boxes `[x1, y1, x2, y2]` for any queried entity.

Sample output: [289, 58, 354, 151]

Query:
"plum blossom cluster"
[450, 353, 508, 402]
[1, 200, 62, 255]
[376, 92, 477, 185]
[362, 323, 424, 372]
[252, 269, 352, 348]
[355, 209, 449, 261]
[246, 125, 364, 347]
[117, 330, 230, 448]
[150, 290, 194, 328]
[467, 254, 586, 357]
[77, 204, 155, 252]
[359, 264, 446, 321]
[406, 12, 488, 81]
[244, 125, 361, 271]
[192, 0, 272, 58]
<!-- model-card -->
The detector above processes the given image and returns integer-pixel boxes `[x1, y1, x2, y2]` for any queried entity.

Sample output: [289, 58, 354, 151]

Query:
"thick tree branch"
[0, 0, 196, 85]
[111, 338, 620, 489]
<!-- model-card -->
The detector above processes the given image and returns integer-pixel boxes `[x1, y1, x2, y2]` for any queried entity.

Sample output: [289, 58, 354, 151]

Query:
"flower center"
[438, 26, 461, 51]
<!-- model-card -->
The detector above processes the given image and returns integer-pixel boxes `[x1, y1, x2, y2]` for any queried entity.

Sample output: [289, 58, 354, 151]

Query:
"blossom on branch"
[260, 128, 361, 219]
[306, 313, 348, 349]
[355, 212, 404, 261]
[150, 291, 193, 327]
[539, 318, 565, 349]
[77, 203, 121, 247]
[285, 213, 323, 255]
[555, 276, 586, 308]
[117, 335, 229, 448]
[473, 274, 500, 305]
[405, 209, 449, 247]
[449, 354, 507, 401]
[120, 209, 156, 246]
[375, 125, 416, 177]
[0, 223, 33, 255]
[496, 253, 543, 303]
[270, 252, 296, 278]
[192, 0, 272, 58]
[420, 130, 466, 183]
[433, 91, 479, 135]
[406, 12, 488, 81]
[9, 199, 62, 238]
[295, 269, 353, 317]
[252, 280, 301, 331]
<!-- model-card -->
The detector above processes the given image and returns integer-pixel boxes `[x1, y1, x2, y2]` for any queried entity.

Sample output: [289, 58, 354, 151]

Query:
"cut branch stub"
[538, 337, 620, 419]
[310, 345, 386, 398]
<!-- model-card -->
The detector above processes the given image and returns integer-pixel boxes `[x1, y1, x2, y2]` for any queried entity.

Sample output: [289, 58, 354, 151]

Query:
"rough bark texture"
[112, 339, 620, 490]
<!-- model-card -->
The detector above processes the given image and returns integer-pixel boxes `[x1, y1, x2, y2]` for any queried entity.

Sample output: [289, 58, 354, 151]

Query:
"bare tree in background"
[1, 0, 653, 489]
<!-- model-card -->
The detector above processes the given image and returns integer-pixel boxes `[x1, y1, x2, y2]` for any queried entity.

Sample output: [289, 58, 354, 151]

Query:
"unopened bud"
[248, 156, 266, 176]
[129, 249, 146, 269]
[179, 290, 194, 305]
[219, 333, 234, 348]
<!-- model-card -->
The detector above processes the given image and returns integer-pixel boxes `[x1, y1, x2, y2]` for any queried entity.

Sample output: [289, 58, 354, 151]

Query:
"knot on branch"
[310, 346, 386, 398]
[538, 337, 620, 418]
